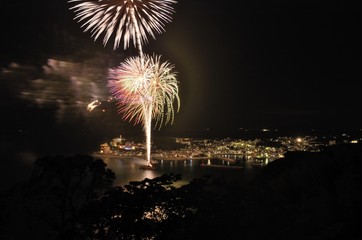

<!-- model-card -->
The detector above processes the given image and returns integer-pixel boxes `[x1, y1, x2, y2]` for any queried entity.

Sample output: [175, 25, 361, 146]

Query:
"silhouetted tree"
[2, 143, 362, 240]
[78, 173, 195, 239]
[1, 154, 115, 240]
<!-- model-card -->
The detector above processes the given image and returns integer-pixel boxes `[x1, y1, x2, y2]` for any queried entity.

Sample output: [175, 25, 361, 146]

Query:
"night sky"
[1, 1, 362, 233]
[1, 0, 362, 140]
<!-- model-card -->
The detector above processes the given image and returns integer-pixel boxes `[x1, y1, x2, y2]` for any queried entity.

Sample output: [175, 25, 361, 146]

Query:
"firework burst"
[108, 54, 179, 129]
[69, 0, 179, 165]
[68, 0, 177, 50]
[108, 54, 179, 164]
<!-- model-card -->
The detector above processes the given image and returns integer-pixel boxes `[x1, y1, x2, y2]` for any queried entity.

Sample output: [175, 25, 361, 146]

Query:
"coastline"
[200, 164, 244, 169]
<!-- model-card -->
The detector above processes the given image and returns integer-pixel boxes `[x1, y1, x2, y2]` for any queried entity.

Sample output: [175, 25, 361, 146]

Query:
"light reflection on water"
[0, 152, 260, 192]
[101, 157, 260, 187]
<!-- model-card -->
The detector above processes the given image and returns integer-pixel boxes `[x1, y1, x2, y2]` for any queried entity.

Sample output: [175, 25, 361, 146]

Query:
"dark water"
[3, 127, 359, 191]
[0, 154, 260, 192]
[101, 157, 261, 188]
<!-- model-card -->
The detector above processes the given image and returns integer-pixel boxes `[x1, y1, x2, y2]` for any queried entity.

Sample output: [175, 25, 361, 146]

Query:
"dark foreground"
[1, 143, 362, 240]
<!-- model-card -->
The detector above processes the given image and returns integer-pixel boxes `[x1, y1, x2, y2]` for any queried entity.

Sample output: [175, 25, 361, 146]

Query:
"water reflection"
[101, 157, 260, 187]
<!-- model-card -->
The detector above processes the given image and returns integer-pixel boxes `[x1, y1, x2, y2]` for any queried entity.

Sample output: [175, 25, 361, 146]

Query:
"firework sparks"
[108, 54, 180, 164]
[69, 0, 179, 166]
[108, 54, 180, 127]
[68, 0, 177, 50]
[87, 99, 102, 111]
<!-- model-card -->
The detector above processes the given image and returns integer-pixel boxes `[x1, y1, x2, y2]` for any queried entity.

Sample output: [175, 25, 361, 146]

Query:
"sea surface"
[101, 156, 261, 188]
[1, 128, 361, 191]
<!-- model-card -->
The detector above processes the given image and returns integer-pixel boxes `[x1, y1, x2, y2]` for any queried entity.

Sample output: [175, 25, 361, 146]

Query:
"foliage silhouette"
[2, 143, 362, 239]
[1, 154, 115, 240]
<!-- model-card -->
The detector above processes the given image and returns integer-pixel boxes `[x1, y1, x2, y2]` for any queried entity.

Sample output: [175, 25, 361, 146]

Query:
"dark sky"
[1, 0, 362, 139]
[157, 0, 362, 134]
